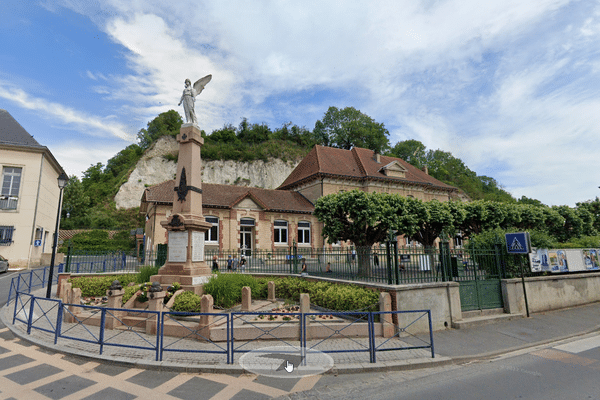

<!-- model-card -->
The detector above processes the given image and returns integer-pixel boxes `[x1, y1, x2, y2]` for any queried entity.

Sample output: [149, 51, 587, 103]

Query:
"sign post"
[506, 232, 530, 317]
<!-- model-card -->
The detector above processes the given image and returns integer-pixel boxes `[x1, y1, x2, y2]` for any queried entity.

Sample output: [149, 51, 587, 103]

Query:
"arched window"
[205, 216, 219, 243]
[297, 221, 310, 244]
[274, 220, 288, 244]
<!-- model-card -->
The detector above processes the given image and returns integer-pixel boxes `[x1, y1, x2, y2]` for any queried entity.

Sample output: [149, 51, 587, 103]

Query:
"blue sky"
[1, 0, 599, 207]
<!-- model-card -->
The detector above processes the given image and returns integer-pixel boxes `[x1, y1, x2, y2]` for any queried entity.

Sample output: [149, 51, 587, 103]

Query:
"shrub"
[137, 265, 159, 284]
[171, 291, 202, 312]
[122, 284, 142, 304]
[203, 273, 259, 309]
[68, 274, 138, 297]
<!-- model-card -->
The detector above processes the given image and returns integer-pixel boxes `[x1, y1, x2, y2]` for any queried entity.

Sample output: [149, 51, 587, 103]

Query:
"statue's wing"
[193, 74, 212, 94]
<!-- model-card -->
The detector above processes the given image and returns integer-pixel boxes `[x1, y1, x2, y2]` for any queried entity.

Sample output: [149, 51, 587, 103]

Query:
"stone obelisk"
[151, 123, 212, 294]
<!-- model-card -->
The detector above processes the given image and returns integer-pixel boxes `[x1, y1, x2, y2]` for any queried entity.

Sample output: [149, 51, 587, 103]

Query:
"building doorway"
[240, 218, 254, 257]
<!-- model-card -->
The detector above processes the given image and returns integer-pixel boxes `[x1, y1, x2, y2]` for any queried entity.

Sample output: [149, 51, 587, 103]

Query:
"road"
[279, 334, 600, 400]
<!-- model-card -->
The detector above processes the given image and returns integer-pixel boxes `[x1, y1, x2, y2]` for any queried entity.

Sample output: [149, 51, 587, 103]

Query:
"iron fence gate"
[440, 243, 505, 311]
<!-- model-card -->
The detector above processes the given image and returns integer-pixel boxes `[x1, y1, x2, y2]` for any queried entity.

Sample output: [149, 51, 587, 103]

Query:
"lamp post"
[46, 172, 69, 298]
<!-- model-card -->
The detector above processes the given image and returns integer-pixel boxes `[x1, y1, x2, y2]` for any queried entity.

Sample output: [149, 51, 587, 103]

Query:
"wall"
[503, 272, 600, 315]
[0, 148, 61, 268]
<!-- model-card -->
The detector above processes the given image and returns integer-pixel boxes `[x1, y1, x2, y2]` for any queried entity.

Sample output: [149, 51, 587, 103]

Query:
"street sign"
[505, 232, 530, 254]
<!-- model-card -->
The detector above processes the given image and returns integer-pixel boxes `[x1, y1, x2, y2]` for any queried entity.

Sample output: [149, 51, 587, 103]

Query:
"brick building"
[140, 145, 464, 252]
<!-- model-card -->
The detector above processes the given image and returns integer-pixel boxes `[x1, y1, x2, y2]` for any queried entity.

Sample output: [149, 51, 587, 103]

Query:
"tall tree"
[137, 110, 183, 149]
[388, 140, 427, 169]
[313, 106, 390, 153]
[314, 190, 409, 276]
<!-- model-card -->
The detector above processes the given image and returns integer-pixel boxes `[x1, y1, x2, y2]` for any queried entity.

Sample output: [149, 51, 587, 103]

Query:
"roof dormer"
[379, 161, 407, 178]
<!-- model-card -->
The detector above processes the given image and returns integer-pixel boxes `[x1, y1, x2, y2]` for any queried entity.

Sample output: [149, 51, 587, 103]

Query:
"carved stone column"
[152, 124, 212, 295]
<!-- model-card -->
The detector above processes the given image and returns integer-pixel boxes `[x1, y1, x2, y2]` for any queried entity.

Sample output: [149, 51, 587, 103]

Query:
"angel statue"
[178, 75, 212, 125]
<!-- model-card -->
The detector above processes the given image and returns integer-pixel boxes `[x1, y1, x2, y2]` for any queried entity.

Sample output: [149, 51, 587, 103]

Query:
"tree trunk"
[357, 246, 372, 277]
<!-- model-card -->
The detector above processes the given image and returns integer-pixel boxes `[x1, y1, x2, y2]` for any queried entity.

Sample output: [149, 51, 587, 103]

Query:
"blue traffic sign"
[505, 232, 530, 254]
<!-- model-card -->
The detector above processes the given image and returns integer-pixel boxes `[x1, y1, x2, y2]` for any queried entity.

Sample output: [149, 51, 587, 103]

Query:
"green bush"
[59, 229, 135, 252]
[171, 291, 202, 312]
[203, 273, 259, 309]
[68, 274, 138, 297]
[122, 284, 142, 304]
[137, 265, 159, 284]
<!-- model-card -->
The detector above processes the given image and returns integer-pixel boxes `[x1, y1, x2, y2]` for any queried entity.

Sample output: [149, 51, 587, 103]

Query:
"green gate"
[440, 244, 505, 311]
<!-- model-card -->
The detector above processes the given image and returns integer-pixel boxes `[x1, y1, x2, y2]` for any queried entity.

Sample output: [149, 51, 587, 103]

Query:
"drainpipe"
[27, 153, 45, 269]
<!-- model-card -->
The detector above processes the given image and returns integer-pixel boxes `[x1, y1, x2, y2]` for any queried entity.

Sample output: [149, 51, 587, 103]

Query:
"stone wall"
[503, 272, 600, 314]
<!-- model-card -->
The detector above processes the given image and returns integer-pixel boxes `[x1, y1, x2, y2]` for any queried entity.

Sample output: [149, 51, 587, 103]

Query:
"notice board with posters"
[529, 248, 600, 273]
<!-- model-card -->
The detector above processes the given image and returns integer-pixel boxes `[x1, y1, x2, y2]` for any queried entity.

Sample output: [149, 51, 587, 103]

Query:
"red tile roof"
[278, 145, 457, 192]
[142, 181, 314, 214]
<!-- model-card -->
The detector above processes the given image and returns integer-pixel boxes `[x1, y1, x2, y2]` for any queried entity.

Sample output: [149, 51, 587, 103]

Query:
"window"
[1, 167, 22, 210]
[205, 216, 218, 243]
[274, 220, 288, 244]
[0, 226, 14, 246]
[240, 218, 255, 226]
[297, 221, 310, 244]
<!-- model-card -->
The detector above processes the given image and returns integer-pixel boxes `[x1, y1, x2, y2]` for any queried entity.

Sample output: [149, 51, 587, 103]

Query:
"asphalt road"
[278, 333, 600, 400]
[0, 270, 18, 309]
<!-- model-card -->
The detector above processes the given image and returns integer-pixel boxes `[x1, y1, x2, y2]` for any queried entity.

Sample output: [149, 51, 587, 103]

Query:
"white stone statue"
[178, 75, 212, 125]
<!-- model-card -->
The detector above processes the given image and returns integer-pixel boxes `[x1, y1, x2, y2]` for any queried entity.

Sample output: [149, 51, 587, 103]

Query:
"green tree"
[404, 199, 457, 247]
[388, 140, 427, 169]
[137, 110, 183, 149]
[60, 176, 90, 229]
[576, 197, 600, 233]
[314, 190, 404, 276]
[313, 106, 390, 153]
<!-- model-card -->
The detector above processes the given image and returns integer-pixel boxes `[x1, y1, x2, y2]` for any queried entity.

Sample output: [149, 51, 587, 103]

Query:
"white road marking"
[555, 335, 600, 354]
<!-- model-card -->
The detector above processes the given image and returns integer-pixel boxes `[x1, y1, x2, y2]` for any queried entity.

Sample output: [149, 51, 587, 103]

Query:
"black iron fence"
[59, 243, 510, 285]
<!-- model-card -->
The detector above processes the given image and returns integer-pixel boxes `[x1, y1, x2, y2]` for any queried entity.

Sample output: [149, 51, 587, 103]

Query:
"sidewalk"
[4, 284, 600, 374]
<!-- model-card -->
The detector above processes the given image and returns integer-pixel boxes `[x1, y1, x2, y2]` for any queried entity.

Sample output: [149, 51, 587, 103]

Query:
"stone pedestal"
[105, 281, 124, 330]
[151, 124, 212, 295]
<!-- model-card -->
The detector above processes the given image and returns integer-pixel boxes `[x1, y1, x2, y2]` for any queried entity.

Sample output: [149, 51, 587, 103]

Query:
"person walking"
[227, 255, 233, 272]
[212, 255, 219, 272]
[239, 255, 246, 273]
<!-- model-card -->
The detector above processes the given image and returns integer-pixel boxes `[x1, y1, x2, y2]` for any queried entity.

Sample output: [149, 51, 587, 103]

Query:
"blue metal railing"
[5, 268, 434, 365]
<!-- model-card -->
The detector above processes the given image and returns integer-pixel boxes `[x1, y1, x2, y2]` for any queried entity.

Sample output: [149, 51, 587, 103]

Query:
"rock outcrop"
[115, 136, 301, 209]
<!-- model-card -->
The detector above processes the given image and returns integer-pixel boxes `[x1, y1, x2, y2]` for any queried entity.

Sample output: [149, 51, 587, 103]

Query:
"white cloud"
[50, 141, 126, 178]
[0, 80, 135, 141]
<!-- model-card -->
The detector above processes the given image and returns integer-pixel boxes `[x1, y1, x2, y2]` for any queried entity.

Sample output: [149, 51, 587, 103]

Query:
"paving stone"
[93, 363, 130, 376]
[0, 345, 10, 355]
[0, 354, 35, 371]
[230, 388, 273, 400]
[254, 374, 301, 392]
[81, 387, 136, 400]
[5, 363, 62, 384]
[126, 369, 178, 389]
[60, 354, 89, 365]
[167, 376, 227, 400]
[34, 375, 96, 400]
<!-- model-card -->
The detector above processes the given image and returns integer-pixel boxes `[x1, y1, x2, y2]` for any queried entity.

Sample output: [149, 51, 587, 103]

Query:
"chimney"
[374, 152, 381, 163]
[422, 166, 428, 175]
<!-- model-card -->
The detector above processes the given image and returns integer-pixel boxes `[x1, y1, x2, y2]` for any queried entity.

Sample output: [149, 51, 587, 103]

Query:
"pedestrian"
[301, 258, 307, 273]
[212, 255, 219, 272]
[325, 262, 332, 273]
[232, 256, 239, 271]
[374, 253, 379, 267]
[227, 255, 233, 272]
[239, 255, 246, 273]
[351, 248, 356, 261]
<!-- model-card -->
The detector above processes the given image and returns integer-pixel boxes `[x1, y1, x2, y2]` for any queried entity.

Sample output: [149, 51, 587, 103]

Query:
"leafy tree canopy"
[137, 110, 183, 150]
[313, 106, 390, 153]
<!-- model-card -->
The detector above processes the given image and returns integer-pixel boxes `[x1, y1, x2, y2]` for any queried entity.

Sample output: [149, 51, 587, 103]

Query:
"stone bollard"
[62, 282, 72, 323]
[242, 286, 251, 311]
[105, 281, 125, 330]
[60, 281, 71, 304]
[268, 281, 276, 302]
[198, 294, 214, 341]
[146, 282, 166, 335]
[300, 293, 310, 340]
[65, 285, 81, 324]
[56, 273, 71, 299]
[380, 292, 394, 338]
